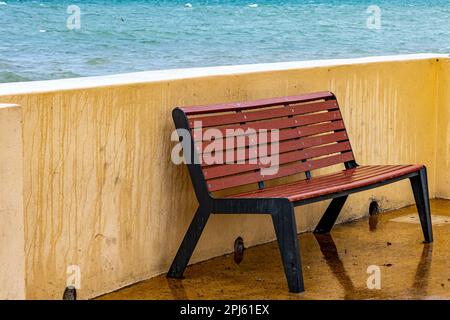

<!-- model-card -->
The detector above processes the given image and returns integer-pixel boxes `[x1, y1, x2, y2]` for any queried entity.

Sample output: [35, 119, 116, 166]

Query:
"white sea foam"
[0, 2, 7, 5]
[248, 3, 258, 8]
[185, 3, 192, 8]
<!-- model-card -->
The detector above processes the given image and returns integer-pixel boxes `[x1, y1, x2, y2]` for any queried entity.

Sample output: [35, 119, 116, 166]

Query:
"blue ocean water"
[0, 0, 449, 83]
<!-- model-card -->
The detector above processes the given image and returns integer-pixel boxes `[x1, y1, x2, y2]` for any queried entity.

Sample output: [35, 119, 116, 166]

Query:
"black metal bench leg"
[409, 167, 433, 243]
[167, 206, 211, 278]
[271, 202, 304, 293]
[314, 195, 348, 234]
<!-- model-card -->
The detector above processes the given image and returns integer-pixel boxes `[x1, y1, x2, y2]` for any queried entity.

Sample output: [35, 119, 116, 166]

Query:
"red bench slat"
[197, 121, 347, 155]
[193, 110, 342, 141]
[226, 165, 422, 201]
[180, 91, 334, 115]
[203, 141, 352, 179]
[206, 152, 354, 191]
[200, 131, 349, 166]
[188, 100, 338, 128]
[236, 165, 404, 197]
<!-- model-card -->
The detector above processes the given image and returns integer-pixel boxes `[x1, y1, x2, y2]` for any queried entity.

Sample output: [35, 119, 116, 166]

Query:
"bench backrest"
[173, 91, 356, 198]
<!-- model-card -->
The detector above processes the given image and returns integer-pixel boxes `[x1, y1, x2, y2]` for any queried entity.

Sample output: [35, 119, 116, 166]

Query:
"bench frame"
[167, 92, 433, 293]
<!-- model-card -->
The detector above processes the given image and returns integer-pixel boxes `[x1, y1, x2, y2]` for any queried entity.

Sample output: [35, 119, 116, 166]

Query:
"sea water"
[0, 0, 449, 83]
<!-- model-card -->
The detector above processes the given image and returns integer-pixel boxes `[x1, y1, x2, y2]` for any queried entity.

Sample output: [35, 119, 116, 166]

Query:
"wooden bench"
[167, 91, 433, 293]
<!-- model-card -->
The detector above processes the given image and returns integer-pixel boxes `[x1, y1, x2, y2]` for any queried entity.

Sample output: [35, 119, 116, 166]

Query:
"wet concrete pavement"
[100, 199, 450, 300]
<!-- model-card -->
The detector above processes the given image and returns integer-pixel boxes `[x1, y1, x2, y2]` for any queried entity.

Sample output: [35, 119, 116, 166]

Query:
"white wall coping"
[0, 53, 448, 96]
[0, 103, 20, 109]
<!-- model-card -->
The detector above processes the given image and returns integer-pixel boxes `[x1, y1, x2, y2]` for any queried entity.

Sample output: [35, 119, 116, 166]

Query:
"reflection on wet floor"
[369, 214, 379, 232]
[99, 199, 450, 300]
[314, 233, 357, 298]
[167, 278, 188, 300]
[313, 233, 435, 299]
[411, 244, 433, 298]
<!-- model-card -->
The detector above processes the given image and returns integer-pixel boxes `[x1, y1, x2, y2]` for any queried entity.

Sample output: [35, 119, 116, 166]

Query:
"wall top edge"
[0, 103, 21, 109]
[0, 53, 448, 96]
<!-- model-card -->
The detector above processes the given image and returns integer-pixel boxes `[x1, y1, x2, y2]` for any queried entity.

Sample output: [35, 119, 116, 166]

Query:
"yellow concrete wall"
[0, 55, 448, 299]
[0, 104, 26, 299]
[436, 57, 450, 198]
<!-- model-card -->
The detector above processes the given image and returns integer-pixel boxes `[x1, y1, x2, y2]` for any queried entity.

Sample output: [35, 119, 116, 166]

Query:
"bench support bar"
[271, 202, 304, 293]
[410, 167, 433, 243]
[167, 206, 211, 278]
[313, 195, 348, 234]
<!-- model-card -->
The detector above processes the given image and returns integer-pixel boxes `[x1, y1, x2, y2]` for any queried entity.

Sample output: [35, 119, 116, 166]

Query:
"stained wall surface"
[0, 104, 26, 299]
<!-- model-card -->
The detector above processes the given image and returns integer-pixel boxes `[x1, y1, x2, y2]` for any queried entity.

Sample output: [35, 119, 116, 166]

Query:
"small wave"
[248, 3, 258, 8]
[86, 57, 109, 66]
[0, 59, 12, 68]
[0, 1, 7, 5]
[185, 3, 192, 8]
[0, 72, 31, 83]
[140, 39, 160, 45]
[48, 71, 83, 79]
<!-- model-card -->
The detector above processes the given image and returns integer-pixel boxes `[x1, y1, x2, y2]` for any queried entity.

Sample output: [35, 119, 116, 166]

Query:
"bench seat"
[227, 164, 423, 202]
